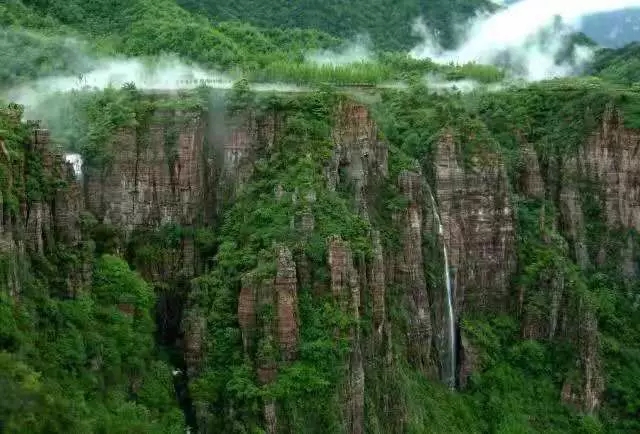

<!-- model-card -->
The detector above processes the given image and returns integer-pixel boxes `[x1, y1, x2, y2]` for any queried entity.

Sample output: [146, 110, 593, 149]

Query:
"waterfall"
[428, 190, 456, 389]
[64, 153, 83, 179]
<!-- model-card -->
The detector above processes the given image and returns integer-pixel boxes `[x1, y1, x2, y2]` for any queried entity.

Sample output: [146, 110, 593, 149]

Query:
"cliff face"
[220, 109, 280, 207]
[18, 93, 640, 430]
[1, 127, 88, 298]
[580, 106, 640, 233]
[236, 245, 298, 434]
[326, 101, 389, 210]
[508, 106, 640, 414]
[84, 98, 613, 423]
[84, 110, 208, 233]
[212, 99, 525, 430]
[434, 131, 516, 315]
[552, 106, 640, 413]
[395, 170, 433, 375]
[328, 236, 364, 434]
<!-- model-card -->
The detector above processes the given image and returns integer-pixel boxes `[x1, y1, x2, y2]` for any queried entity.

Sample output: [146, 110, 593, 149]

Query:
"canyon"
[1, 90, 639, 432]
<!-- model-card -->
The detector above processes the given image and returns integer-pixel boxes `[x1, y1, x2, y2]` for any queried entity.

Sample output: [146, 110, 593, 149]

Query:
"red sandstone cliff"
[552, 105, 640, 413]
[328, 236, 364, 434]
[84, 110, 207, 234]
[434, 130, 516, 315]
[16, 97, 640, 425]
[395, 170, 433, 374]
[580, 105, 640, 232]
[509, 106, 640, 413]
[235, 245, 298, 434]
[1, 128, 88, 298]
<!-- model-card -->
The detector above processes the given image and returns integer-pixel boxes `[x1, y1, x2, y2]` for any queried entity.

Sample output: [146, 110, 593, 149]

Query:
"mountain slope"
[581, 9, 640, 47]
[501, 0, 640, 47]
[176, 0, 496, 50]
[3, 0, 640, 433]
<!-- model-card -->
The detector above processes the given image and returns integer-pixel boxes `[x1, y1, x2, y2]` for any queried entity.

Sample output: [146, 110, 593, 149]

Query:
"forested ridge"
[175, 0, 495, 51]
[3, 0, 640, 433]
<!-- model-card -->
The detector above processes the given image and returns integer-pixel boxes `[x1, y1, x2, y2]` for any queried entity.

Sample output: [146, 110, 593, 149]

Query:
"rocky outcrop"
[559, 171, 589, 269]
[396, 170, 433, 374]
[559, 301, 604, 414]
[27, 129, 80, 255]
[520, 264, 568, 341]
[579, 105, 640, 232]
[327, 101, 388, 215]
[578, 307, 603, 413]
[84, 110, 207, 232]
[434, 131, 516, 315]
[1, 127, 87, 297]
[622, 234, 637, 278]
[369, 231, 386, 336]
[219, 110, 280, 206]
[235, 244, 299, 434]
[328, 236, 364, 434]
[238, 285, 257, 353]
[518, 142, 545, 199]
[275, 246, 298, 362]
[0, 183, 23, 297]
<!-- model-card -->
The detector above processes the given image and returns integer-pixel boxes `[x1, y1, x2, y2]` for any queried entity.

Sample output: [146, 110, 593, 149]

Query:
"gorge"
[4, 0, 640, 431]
[2, 76, 640, 431]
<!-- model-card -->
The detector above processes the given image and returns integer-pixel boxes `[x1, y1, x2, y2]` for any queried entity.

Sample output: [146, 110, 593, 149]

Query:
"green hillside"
[2, 0, 507, 89]
[176, 0, 496, 50]
[2, 0, 640, 433]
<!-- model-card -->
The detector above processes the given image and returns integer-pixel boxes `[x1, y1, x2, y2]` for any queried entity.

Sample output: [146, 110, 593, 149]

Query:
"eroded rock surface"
[434, 131, 516, 314]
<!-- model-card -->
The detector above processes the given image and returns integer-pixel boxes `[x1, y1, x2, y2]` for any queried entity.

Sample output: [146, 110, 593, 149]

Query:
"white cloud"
[305, 36, 372, 66]
[410, 0, 640, 81]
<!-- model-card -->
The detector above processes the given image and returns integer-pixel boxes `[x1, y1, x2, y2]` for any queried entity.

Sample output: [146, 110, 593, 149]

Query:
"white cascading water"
[64, 153, 83, 179]
[429, 190, 456, 389]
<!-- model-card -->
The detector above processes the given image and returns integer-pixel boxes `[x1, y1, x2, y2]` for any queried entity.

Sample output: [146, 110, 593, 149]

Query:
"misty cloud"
[0, 28, 93, 85]
[423, 74, 505, 94]
[305, 36, 372, 66]
[410, 0, 640, 81]
[6, 56, 234, 108]
[5, 54, 314, 120]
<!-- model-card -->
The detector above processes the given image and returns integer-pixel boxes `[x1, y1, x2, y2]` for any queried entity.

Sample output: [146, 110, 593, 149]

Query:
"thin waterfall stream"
[428, 190, 456, 389]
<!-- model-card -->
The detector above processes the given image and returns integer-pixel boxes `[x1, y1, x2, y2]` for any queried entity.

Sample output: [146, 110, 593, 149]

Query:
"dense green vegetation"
[1, 0, 636, 91]
[171, 76, 640, 433]
[176, 0, 496, 51]
[590, 42, 640, 86]
[0, 103, 185, 432]
[372, 78, 640, 433]
[3, 0, 640, 432]
[190, 90, 390, 432]
[1, 0, 508, 90]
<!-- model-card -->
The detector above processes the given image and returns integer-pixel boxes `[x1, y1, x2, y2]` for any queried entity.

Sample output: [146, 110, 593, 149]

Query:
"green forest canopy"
[2, 0, 640, 432]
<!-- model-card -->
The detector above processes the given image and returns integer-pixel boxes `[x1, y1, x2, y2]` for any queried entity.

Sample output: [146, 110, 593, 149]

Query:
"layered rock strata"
[434, 131, 516, 315]
[18, 97, 640, 424]
[1, 128, 87, 297]
[83, 110, 207, 232]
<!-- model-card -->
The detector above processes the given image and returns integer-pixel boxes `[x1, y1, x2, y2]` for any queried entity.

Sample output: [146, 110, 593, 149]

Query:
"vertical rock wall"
[434, 131, 516, 314]
[84, 110, 207, 232]
[1, 128, 87, 297]
[19, 96, 640, 426]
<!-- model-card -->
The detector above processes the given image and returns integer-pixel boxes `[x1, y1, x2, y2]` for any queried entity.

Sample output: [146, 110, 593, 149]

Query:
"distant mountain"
[580, 9, 640, 47]
[177, 0, 640, 50]
[501, 0, 640, 48]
